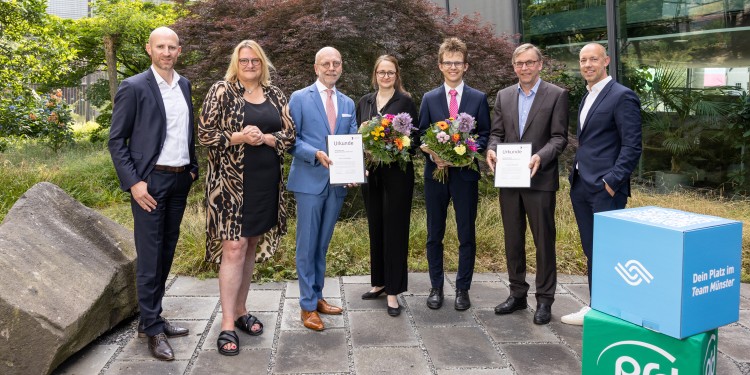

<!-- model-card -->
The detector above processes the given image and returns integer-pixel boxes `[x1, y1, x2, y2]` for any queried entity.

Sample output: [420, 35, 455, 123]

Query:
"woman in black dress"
[356, 55, 419, 316]
[199, 40, 295, 355]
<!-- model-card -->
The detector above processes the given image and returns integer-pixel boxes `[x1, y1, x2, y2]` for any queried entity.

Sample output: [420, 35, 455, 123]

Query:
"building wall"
[46, 0, 89, 19]
[428, 0, 519, 35]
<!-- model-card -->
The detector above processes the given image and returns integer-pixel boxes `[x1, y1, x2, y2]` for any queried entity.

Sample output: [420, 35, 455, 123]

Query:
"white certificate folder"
[327, 134, 367, 186]
[494, 143, 532, 188]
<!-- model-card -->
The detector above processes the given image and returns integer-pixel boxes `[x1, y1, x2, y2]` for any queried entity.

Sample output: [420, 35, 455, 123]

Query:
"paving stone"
[166, 276, 220, 296]
[405, 273, 453, 296]
[741, 296, 750, 310]
[476, 310, 559, 343]
[52, 344, 117, 374]
[280, 298, 344, 330]
[106, 360, 188, 375]
[502, 343, 581, 375]
[254, 280, 286, 289]
[546, 294, 584, 355]
[718, 352, 745, 375]
[447, 272, 501, 283]
[420, 326, 506, 368]
[118, 321, 208, 360]
[342, 275, 371, 284]
[464, 282, 510, 309]
[284, 277, 340, 298]
[438, 368, 514, 375]
[343, 283, 389, 310]
[273, 330, 348, 373]
[161, 296, 218, 320]
[404, 296, 476, 327]
[557, 274, 588, 284]
[189, 349, 270, 375]
[349, 310, 417, 346]
[218, 290, 282, 313]
[202, 312, 277, 350]
[740, 310, 749, 329]
[564, 283, 590, 305]
[353, 347, 430, 375]
[741, 282, 749, 298]
[719, 323, 750, 362]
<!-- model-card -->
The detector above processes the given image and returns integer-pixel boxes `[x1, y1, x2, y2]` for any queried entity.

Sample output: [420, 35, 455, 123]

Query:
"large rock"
[0, 182, 137, 375]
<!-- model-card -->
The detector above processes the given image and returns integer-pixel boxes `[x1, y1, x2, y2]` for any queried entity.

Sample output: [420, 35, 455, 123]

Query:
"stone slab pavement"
[53, 273, 750, 375]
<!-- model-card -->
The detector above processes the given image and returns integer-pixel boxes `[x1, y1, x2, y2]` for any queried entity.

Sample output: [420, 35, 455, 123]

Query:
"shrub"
[0, 88, 75, 153]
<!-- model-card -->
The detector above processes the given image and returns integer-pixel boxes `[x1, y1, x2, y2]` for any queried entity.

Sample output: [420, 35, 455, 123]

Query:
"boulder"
[0, 182, 137, 375]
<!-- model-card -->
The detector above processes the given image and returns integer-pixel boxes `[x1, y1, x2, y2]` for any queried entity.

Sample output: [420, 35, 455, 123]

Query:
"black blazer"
[356, 90, 420, 154]
[108, 69, 199, 192]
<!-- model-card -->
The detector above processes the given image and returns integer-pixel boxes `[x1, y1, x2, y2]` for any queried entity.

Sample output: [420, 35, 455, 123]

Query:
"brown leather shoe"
[138, 319, 189, 338]
[301, 310, 324, 331]
[148, 333, 175, 361]
[317, 299, 343, 315]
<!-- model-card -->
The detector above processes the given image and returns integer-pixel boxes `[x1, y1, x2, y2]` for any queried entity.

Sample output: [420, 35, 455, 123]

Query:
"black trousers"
[131, 169, 192, 337]
[362, 162, 414, 295]
[569, 175, 627, 296]
[499, 188, 557, 304]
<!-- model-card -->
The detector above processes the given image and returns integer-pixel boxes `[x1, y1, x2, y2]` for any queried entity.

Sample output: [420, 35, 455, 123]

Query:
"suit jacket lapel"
[437, 86, 450, 120]
[178, 78, 193, 143]
[309, 85, 331, 134]
[146, 70, 167, 126]
[334, 90, 345, 134]
[523, 82, 547, 136]
[580, 80, 614, 133]
[509, 89, 521, 141]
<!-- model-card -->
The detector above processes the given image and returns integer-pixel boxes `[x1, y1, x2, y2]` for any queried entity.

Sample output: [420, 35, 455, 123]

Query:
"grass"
[2, 137, 749, 283]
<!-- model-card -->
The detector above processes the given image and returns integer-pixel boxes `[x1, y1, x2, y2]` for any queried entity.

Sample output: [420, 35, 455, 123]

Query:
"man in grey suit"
[486, 43, 568, 325]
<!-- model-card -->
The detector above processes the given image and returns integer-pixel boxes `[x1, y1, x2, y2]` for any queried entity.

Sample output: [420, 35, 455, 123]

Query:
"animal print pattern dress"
[198, 81, 295, 263]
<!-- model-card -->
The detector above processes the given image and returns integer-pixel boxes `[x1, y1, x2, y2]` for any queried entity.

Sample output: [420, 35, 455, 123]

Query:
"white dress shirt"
[579, 75, 612, 130]
[152, 66, 190, 167]
[444, 81, 465, 111]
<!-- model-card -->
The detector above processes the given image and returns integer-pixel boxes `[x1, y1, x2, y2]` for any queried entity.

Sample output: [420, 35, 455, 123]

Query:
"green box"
[583, 310, 718, 375]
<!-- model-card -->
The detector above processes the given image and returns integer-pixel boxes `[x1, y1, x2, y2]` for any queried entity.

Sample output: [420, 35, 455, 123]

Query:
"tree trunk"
[103, 34, 118, 104]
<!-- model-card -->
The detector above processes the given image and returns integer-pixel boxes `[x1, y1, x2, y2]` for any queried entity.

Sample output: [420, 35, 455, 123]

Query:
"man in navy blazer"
[418, 38, 490, 311]
[561, 43, 642, 326]
[288, 47, 358, 331]
[108, 27, 198, 360]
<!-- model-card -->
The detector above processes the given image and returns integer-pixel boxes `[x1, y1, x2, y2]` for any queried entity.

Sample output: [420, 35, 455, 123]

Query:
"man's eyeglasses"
[513, 60, 538, 68]
[376, 71, 397, 78]
[440, 61, 465, 68]
[239, 58, 261, 67]
[318, 61, 342, 69]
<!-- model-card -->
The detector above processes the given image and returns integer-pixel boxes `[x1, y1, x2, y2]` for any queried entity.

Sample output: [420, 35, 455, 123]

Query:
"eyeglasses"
[318, 61, 342, 69]
[579, 57, 601, 65]
[376, 71, 397, 78]
[440, 61, 465, 68]
[239, 58, 261, 67]
[513, 60, 539, 68]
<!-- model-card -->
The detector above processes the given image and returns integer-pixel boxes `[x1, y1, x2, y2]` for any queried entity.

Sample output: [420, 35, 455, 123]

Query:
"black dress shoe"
[494, 296, 528, 315]
[426, 288, 444, 309]
[361, 288, 386, 300]
[387, 304, 401, 317]
[534, 303, 552, 325]
[148, 333, 175, 361]
[454, 289, 471, 310]
[138, 319, 190, 338]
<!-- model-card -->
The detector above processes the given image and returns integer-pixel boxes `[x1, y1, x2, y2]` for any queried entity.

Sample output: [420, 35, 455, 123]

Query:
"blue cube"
[591, 206, 742, 339]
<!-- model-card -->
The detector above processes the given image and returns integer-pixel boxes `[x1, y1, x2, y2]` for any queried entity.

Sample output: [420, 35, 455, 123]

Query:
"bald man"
[109, 27, 198, 360]
[561, 43, 642, 325]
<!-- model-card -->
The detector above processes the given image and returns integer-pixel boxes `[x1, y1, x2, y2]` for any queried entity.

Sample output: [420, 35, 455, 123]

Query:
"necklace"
[376, 91, 394, 112]
[244, 82, 259, 97]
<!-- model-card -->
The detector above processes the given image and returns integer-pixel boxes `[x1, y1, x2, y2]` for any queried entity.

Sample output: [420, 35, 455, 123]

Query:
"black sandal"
[217, 330, 239, 356]
[235, 313, 264, 336]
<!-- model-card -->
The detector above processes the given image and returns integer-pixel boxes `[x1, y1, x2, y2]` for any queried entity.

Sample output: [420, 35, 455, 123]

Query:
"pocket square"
[342, 113, 352, 118]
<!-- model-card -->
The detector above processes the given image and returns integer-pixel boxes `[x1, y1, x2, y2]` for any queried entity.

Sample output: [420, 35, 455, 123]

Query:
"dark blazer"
[569, 80, 642, 196]
[488, 80, 568, 191]
[356, 90, 419, 154]
[108, 69, 198, 192]
[418, 84, 491, 181]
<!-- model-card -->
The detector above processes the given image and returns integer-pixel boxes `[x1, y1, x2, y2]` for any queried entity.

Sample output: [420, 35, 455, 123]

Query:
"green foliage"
[0, 88, 74, 152]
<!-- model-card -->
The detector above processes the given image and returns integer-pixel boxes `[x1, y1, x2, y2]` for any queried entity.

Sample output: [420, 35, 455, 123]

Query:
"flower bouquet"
[358, 112, 416, 171]
[420, 112, 479, 183]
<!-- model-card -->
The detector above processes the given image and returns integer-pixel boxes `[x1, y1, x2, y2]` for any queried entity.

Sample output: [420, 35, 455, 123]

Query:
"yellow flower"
[401, 136, 411, 148]
[454, 144, 466, 155]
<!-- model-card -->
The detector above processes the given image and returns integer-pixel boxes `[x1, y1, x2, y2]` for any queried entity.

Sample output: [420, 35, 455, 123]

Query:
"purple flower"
[456, 113, 475, 132]
[392, 112, 415, 136]
[436, 131, 450, 143]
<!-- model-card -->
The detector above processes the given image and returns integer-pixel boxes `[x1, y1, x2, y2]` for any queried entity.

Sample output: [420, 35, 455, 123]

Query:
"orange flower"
[48, 112, 59, 124]
[29, 113, 37, 120]
[394, 137, 404, 150]
[381, 118, 391, 127]
[452, 133, 460, 142]
[437, 121, 449, 130]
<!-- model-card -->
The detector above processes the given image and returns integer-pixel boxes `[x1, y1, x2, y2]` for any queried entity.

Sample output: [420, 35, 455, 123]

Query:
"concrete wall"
[428, 0, 519, 35]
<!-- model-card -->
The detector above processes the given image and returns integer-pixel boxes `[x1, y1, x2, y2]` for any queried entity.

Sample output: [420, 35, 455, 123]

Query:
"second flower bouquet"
[420, 112, 479, 183]
[358, 112, 416, 171]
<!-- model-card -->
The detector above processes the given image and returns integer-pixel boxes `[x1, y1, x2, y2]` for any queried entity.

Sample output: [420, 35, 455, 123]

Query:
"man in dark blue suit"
[561, 43, 642, 326]
[108, 27, 198, 360]
[418, 38, 490, 311]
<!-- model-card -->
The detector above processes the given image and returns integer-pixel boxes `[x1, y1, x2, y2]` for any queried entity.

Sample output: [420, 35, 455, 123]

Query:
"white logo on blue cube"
[592, 206, 742, 339]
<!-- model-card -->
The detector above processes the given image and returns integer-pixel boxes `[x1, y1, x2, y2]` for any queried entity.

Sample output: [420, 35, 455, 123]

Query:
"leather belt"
[153, 165, 187, 173]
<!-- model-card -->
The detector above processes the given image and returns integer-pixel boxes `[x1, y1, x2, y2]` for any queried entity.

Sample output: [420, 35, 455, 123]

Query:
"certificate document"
[327, 134, 366, 185]
[494, 143, 532, 188]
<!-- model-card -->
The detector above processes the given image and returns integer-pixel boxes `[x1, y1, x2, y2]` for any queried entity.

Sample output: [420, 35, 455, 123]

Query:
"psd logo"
[703, 334, 717, 375]
[597, 340, 678, 375]
[615, 260, 654, 286]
